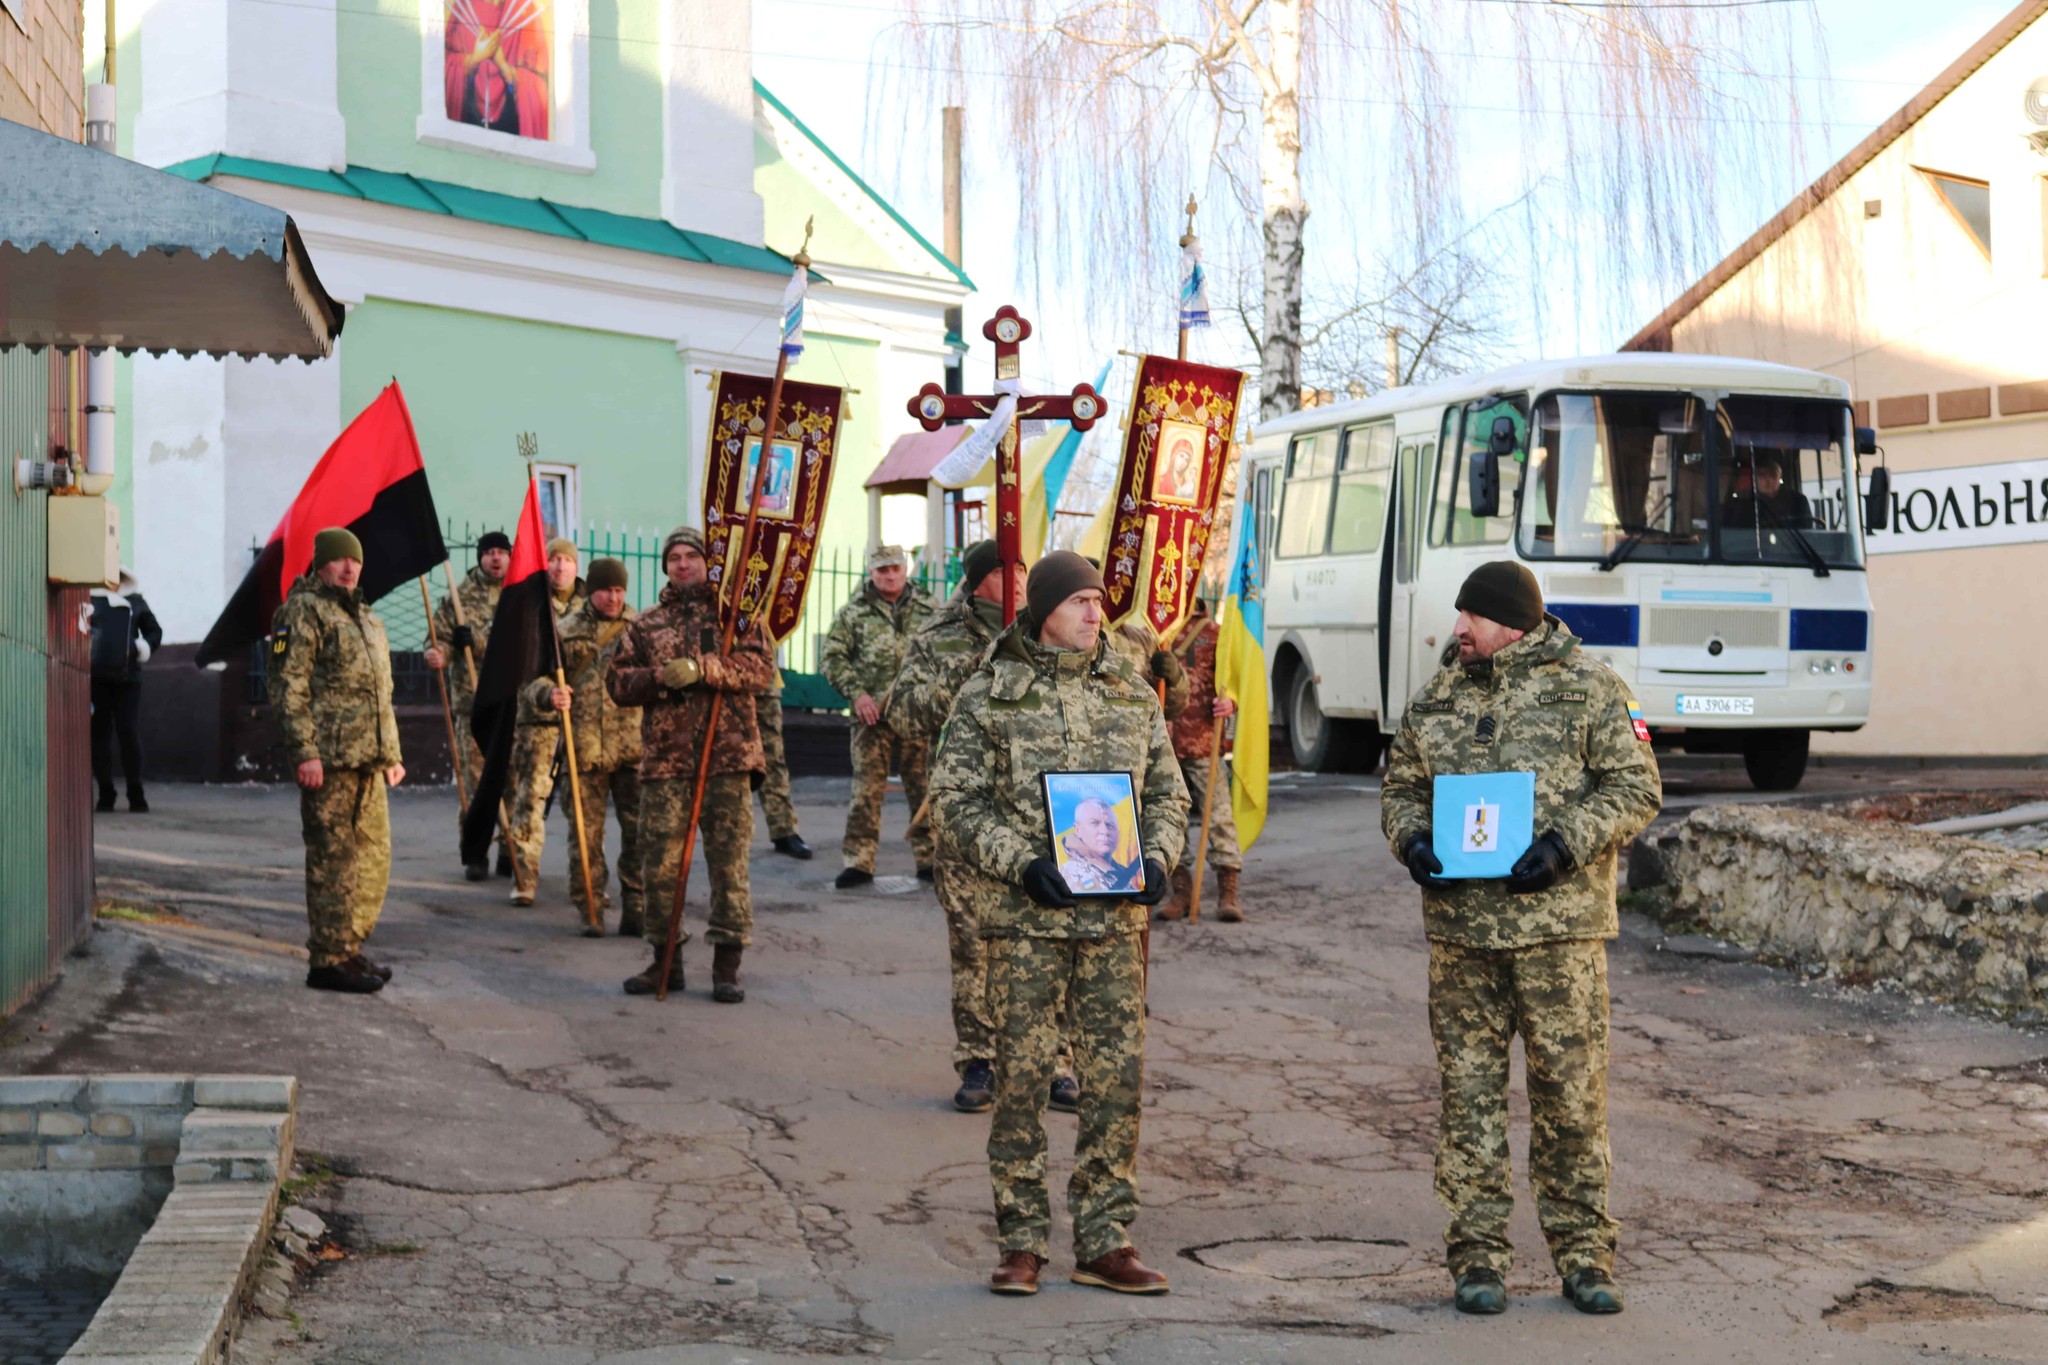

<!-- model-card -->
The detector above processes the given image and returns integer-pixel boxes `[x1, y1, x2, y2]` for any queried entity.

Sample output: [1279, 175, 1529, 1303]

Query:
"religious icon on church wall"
[444, 0, 554, 140]
[739, 438, 800, 520]
[1150, 419, 1206, 507]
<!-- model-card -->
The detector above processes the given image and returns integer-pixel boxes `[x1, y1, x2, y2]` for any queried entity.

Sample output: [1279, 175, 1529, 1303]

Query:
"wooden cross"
[907, 305, 1105, 623]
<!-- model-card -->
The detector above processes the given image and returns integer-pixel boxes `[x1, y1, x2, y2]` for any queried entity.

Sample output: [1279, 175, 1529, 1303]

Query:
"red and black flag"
[196, 383, 446, 665]
[460, 478, 559, 867]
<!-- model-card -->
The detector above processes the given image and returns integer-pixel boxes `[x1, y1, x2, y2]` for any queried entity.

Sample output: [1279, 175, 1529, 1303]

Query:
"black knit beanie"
[960, 539, 1000, 593]
[1025, 551, 1105, 631]
[476, 530, 512, 555]
[585, 557, 629, 594]
[1455, 561, 1544, 632]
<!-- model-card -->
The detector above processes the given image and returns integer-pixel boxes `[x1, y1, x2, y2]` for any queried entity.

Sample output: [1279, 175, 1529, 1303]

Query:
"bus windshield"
[1519, 390, 1863, 569]
[1520, 392, 1710, 564]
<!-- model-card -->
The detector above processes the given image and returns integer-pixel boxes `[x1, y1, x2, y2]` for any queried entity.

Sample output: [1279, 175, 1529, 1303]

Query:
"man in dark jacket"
[90, 568, 164, 813]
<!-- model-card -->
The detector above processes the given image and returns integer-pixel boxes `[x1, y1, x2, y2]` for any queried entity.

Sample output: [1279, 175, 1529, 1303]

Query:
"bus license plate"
[1677, 694, 1755, 717]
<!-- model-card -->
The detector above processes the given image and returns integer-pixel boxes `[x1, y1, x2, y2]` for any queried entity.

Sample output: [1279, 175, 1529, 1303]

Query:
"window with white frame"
[534, 463, 579, 541]
[418, 0, 594, 172]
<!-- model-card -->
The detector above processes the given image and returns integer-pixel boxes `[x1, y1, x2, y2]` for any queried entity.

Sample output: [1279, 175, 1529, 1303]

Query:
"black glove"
[448, 624, 475, 651]
[1020, 859, 1077, 908]
[1150, 650, 1174, 677]
[1507, 831, 1573, 895]
[1131, 858, 1170, 906]
[1403, 832, 1452, 889]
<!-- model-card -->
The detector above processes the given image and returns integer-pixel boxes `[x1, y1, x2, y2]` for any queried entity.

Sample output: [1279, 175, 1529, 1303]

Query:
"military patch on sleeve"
[1627, 703, 1652, 743]
[1538, 690, 1589, 705]
[1409, 699, 1454, 714]
[270, 627, 289, 657]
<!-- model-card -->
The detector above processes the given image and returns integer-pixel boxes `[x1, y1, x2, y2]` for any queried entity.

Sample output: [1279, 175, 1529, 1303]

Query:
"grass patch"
[286, 1309, 312, 1342]
[281, 1156, 338, 1202]
[362, 1242, 424, 1257]
[94, 899, 185, 924]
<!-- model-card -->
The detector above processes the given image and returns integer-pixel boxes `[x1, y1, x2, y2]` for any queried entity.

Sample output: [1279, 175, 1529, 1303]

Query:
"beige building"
[1627, 0, 2048, 758]
[1, 0, 82, 136]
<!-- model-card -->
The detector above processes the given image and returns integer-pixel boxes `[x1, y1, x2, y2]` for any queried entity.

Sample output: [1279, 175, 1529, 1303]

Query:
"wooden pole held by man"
[419, 576, 469, 817]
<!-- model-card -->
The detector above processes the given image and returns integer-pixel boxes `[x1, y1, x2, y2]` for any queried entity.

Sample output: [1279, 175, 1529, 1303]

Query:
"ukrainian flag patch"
[1628, 703, 1652, 743]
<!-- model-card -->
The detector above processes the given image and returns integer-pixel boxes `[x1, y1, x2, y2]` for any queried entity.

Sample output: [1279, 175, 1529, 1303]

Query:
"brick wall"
[0, 0, 84, 140]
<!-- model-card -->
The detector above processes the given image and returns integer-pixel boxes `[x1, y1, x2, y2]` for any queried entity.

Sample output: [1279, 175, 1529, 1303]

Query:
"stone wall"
[0, 0, 84, 137]
[1670, 805, 2048, 1017]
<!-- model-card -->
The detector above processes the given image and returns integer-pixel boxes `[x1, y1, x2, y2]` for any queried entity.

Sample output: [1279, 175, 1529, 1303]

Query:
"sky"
[754, 0, 2025, 408]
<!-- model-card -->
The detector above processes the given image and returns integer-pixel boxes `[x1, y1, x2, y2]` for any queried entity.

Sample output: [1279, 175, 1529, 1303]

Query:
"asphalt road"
[7, 769, 2048, 1363]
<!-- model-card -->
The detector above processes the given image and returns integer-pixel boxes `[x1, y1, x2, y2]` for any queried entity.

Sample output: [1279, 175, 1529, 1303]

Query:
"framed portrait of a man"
[738, 438, 800, 520]
[1149, 419, 1206, 508]
[1041, 771, 1144, 898]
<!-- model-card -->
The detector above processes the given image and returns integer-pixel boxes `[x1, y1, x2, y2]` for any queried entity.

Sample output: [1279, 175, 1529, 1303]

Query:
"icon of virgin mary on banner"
[700, 371, 846, 644]
[444, 0, 553, 140]
[1101, 355, 1248, 642]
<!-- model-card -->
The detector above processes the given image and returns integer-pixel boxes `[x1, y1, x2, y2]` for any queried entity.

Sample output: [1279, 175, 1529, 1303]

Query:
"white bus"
[1242, 353, 1884, 791]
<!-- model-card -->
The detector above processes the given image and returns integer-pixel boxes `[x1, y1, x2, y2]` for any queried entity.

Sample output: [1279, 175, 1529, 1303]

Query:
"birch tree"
[898, 1, 1818, 421]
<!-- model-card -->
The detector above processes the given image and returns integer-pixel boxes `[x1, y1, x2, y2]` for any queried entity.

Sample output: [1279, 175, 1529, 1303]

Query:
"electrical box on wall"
[48, 495, 119, 588]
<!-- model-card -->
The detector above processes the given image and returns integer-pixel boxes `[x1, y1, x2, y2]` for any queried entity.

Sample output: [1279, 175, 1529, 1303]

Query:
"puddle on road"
[1184, 1236, 1426, 1280]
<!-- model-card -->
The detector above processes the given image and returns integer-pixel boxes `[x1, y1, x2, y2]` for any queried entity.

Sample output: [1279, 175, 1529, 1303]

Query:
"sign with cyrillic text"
[1851, 460, 2048, 556]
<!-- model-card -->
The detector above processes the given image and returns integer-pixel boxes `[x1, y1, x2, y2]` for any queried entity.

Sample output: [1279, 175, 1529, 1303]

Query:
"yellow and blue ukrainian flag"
[1214, 500, 1268, 850]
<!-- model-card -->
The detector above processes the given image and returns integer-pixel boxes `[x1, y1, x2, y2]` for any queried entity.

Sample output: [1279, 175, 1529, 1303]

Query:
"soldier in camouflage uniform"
[822, 545, 935, 888]
[753, 686, 810, 859]
[930, 552, 1188, 1297]
[606, 526, 775, 1002]
[526, 557, 642, 936]
[268, 528, 405, 995]
[888, 541, 1080, 1114]
[426, 529, 510, 879]
[504, 539, 586, 905]
[1380, 561, 1661, 1318]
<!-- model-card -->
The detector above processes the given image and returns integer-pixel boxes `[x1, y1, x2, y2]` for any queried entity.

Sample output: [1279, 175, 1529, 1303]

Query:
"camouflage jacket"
[511, 582, 588, 728]
[821, 581, 935, 705]
[267, 575, 402, 770]
[1381, 615, 1662, 949]
[930, 623, 1190, 940]
[524, 598, 641, 770]
[605, 581, 775, 779]
[431, 565, 503, 712]
[1108, 620, 1190, 723]
[883, 588, 1002, 744]
[1168, 619, 1223, 760]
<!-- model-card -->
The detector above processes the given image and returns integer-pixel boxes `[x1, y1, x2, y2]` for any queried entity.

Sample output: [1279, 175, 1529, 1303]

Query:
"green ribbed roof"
[162, 156, 805, 278]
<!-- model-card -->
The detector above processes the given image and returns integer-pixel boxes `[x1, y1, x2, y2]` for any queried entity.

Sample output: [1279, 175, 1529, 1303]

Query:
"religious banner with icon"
[700, 370, 846, 645]
[1102, 355, 1247, 640]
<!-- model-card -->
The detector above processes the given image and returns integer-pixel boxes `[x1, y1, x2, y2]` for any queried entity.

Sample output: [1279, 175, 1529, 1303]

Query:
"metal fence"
[246, 522, 963, 711]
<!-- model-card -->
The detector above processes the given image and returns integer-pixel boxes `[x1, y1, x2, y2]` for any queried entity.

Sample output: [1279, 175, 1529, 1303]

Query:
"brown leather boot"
[989, 1250, 1044, 1295]
[1216, 867, 1243, 922]
[712, 944, 745, 1004]
[1071, 1246, 1169, 1294]
[623, 946, 684, 997]
[1155, 866, 1193, 921]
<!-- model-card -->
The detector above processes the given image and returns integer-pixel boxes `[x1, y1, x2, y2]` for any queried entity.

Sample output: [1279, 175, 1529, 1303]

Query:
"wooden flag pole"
[655, 220, 813, 1001]
[419, 576, 469, 817]
[522, 441, 603, 935]
[1188, 708, 1226, 923]
[443, 559, 524, 887]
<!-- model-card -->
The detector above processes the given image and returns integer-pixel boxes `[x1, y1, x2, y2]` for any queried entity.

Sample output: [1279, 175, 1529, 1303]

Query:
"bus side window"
[1329, 423, 1394, 555]
[1276, 429, 1340, 558]
[1428, 408, 1462, 545]
[1446, 396, 1526, 546]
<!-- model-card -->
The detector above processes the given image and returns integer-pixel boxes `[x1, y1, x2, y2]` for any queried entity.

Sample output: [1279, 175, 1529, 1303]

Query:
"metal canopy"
[0, 117, 343, 359]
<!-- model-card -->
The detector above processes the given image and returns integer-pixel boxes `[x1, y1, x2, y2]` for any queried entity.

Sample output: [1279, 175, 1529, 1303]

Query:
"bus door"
[1381, 438, 1431, 720]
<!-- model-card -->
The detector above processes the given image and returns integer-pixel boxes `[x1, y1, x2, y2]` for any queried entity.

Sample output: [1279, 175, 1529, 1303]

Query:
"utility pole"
[942, 105, 965, 398]
[82, 0, 117, 488]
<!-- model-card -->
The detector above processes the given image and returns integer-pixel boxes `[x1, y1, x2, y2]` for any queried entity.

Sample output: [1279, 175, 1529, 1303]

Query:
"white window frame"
[534, 462, 580, 541]
[416, 0, 596, 173]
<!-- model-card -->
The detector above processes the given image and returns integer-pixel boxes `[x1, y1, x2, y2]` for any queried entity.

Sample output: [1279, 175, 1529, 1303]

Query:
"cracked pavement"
[7, 766, 2048, 1361]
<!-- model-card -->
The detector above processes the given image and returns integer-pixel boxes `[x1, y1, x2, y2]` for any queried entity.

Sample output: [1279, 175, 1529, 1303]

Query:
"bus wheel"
[1287, 666, 1336, 772]
[1742, 729, 1810, 792]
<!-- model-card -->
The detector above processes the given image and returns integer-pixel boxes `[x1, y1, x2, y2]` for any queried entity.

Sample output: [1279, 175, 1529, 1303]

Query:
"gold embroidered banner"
[1102, 355, 1247, 640]
[701, 371, 846, 645]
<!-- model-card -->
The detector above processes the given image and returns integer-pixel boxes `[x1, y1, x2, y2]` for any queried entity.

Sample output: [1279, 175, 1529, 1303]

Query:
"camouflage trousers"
[299, 766, 390, 968]
[933, 863, 1074, 1078]
[754, 692, 799, 841]
[1179, 755, 1241, 872]
[986, 932, 1145, 1262]
[842, 723, 931, 872]
[640, 771, 755, 949]
[507, 724, 560, 895]
[1427, 937, 1616, 1279]
[561, 765, 643, 930]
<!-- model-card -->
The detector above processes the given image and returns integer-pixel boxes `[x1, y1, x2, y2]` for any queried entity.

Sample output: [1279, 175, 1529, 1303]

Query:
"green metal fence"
[247, 523, 962, 712]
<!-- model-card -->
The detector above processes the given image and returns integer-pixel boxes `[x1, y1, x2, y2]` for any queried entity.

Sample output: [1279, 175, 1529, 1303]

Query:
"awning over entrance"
[866, 424, 993, 496]
[0, 117, 343, 359]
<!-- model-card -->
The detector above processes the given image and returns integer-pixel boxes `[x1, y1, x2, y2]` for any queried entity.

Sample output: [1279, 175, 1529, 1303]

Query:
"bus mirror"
[1487, 415, 1518, 458]
[1865, 464, 1891, 532]
[1468, 446, 1501, 518]
[1854, 426, 1878, 456]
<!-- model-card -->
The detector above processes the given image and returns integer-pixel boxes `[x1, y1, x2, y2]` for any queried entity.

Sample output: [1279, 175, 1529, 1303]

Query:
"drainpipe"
[81, 0, 117, 496]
